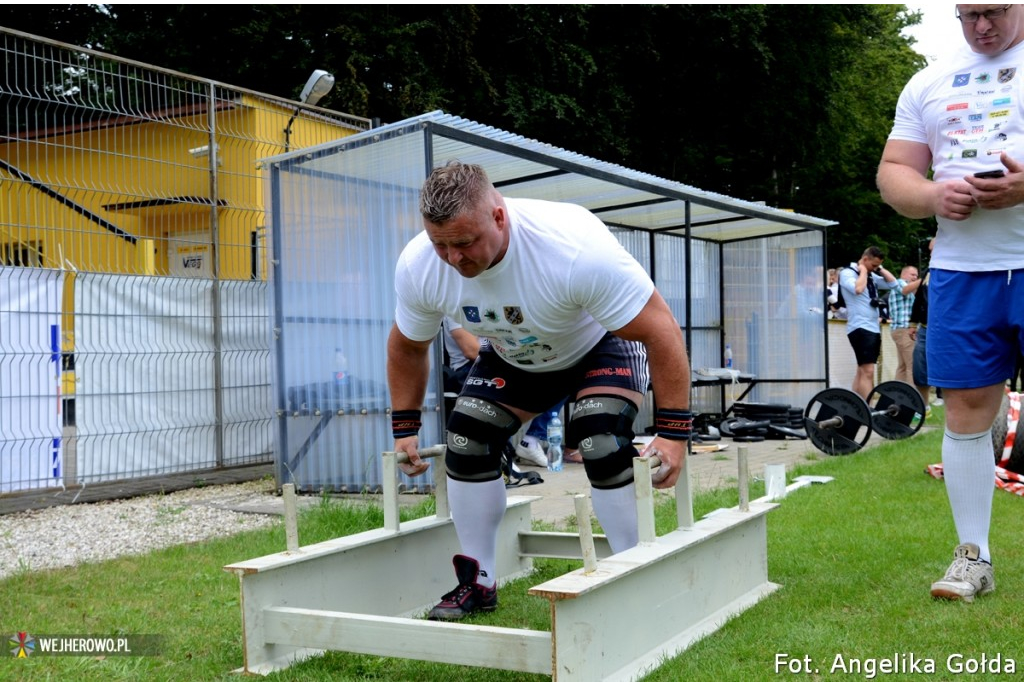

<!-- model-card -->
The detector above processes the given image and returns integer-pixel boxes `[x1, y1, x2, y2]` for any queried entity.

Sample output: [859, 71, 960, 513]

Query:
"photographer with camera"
[839, 246, 898, 399]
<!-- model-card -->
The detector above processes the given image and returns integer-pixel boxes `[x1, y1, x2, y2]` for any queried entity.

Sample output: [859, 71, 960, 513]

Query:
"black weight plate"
[734, 418, 771, 433]
[767, 424, 808, 440]
[868, 381, 926, 440]
[993, 392, 1010, 464]
[804, 387, 872, 455]
[720, 417, 770, 436]
[733, 402, 791, 414]
[733, 435, 766, 442]
[736, 412, 790, 424]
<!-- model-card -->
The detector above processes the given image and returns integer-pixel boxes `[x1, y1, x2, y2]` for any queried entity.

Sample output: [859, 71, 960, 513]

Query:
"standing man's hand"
[933, 179, 978, 220]
[964, 152, 1024, 211]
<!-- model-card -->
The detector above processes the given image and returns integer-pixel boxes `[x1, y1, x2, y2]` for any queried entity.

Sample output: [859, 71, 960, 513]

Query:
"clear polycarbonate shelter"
[264, 111, 836, 491]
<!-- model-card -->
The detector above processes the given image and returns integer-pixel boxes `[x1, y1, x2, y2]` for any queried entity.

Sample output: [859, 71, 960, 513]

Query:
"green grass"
[4, 423, 1024, 681]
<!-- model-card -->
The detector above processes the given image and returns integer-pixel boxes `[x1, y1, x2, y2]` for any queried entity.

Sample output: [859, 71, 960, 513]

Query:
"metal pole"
[207, 81, 225, 469]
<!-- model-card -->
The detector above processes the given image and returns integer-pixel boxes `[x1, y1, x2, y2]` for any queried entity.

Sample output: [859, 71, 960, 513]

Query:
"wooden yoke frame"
[225, 446, 781, 681]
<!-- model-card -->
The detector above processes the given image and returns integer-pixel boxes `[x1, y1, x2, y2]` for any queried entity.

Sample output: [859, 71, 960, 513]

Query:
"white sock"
[590, 483, 638, 554]
[943, 429, 995, 562]
[447, 476, 505, 586]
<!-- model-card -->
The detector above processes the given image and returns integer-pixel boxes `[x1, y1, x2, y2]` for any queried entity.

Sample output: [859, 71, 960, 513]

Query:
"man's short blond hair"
[419, 161, 493, 224]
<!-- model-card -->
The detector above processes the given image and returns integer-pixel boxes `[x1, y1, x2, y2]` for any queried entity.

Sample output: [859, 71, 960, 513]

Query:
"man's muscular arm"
[612, 290, 691, 490]
[387, 323, 434, 476]
[878, 139, 976, 221]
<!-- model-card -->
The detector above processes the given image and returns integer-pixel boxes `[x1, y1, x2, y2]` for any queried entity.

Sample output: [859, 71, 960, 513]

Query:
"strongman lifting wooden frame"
[224, 446, 782, 681]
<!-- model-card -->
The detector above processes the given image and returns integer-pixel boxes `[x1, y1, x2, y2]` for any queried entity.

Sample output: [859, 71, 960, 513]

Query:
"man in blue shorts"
[388, 162, 691, 620]
[910, 239, 935, 408]
[877, 4, 1024, 602]
[838, 247, 898, 399]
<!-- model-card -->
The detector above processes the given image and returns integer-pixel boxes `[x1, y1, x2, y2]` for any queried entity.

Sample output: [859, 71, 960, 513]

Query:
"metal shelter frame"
[265, 111, 837, 491]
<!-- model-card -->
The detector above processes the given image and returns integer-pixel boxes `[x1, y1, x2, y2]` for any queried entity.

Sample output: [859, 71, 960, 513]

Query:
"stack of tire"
[992, 391, 1024, 471]
[719, 402, 807, 443]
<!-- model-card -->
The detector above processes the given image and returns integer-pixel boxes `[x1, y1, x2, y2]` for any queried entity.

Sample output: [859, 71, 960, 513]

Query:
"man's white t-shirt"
[888, 41, 1024, 271]
[395, 198, 655, 371]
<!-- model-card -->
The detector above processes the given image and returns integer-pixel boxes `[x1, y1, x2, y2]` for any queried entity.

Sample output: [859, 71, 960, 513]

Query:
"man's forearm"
[646, 330, 690, 411]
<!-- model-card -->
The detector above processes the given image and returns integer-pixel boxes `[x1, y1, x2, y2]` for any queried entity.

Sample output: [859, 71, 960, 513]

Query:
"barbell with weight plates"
[804, 381, 927, 456]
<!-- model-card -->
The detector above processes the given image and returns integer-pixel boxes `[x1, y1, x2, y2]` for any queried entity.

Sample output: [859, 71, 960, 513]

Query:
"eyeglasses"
[956, 5, 1012, 23]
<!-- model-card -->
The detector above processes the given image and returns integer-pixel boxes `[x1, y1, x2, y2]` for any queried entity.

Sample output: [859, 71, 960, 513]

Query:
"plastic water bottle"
[546, 411, 563, 472]
[725, 344, 733, 369]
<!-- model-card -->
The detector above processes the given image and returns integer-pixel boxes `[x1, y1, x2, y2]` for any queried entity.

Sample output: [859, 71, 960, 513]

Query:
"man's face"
[865, 256, 883, 271]
[903, 267, 919, 282]
[958, 5, 1024, 54]
[425, 199, 509, 278]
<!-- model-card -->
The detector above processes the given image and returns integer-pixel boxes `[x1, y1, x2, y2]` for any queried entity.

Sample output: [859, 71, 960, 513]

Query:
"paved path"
[512, 436, 861, 526]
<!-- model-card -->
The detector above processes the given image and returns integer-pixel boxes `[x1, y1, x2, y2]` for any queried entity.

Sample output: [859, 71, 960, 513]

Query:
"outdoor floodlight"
[284, 69, 336, 151]
[299, 69, 335, 107]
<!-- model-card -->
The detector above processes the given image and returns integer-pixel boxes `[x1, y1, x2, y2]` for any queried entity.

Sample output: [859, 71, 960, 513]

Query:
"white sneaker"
[515, 436, 548, 468]
[931, 398, 945, 406]
[930, 543, 994, 602]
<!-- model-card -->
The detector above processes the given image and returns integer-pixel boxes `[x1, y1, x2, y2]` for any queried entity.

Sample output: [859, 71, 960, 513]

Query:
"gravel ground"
[0, 480, 282, 580]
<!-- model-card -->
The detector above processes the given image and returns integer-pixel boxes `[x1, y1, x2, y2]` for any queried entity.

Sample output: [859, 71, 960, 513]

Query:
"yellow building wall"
[1, 97, 358, 281]
[2, 95, 359, 389]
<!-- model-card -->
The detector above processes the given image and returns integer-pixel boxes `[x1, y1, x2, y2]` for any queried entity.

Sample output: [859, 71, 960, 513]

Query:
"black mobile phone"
[974, 169, 1005, 179]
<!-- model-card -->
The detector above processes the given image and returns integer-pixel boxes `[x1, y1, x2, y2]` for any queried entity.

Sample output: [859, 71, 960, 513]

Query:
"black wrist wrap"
[654, 409, 692, 441]
[392, 410, 422, 439]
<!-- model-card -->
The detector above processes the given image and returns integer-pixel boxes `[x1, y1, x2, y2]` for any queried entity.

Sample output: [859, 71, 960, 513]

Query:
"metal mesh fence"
[0, 28, 370, 498]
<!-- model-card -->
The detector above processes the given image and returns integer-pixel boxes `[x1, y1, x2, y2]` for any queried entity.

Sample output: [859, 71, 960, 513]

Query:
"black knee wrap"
[445, 396, 521, 482]
[566, 395, 639, 489]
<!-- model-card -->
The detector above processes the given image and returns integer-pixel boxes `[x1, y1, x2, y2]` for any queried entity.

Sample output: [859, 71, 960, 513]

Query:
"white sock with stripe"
[942, 429, 995, 563]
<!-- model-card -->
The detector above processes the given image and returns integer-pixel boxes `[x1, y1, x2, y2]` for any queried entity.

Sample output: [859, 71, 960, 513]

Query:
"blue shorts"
[913, 325, 928, 388]
[927, 268, 1024, 389]
[460, 332, 650, 413]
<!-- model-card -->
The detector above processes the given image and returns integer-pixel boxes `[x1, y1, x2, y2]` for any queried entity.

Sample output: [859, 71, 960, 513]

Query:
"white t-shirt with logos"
[888, 41, 1024, 271]
[395, 197, 655, 371]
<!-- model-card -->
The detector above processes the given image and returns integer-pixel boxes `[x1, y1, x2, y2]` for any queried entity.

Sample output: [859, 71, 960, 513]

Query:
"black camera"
[869, 297, 884, 309]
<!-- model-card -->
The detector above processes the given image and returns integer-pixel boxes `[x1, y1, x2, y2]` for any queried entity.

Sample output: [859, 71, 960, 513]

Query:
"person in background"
[515, 400, 584, 467]
[888, 264, 921, 387]
[441, 316, 480, 423]
[910, 240, 936, 410]
[877, 3, 1024, 602]
[827, 268, 847, 320]
[838, 247, 898, 400]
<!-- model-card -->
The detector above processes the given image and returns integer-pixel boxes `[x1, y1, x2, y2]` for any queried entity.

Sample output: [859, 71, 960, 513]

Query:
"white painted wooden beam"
[262, 606, 552, 675]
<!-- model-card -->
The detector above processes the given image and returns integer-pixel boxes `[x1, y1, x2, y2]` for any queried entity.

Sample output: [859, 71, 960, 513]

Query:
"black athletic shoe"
[426, 554, 498, 621]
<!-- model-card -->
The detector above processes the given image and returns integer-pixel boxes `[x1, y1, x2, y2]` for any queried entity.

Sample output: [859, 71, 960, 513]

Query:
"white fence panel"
[74, 273, 271, 482]
[0, 267, 64, 492]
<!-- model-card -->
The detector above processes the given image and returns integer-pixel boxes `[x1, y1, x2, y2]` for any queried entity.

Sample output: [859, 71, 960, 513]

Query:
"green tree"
[2, 4, 930, 264]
